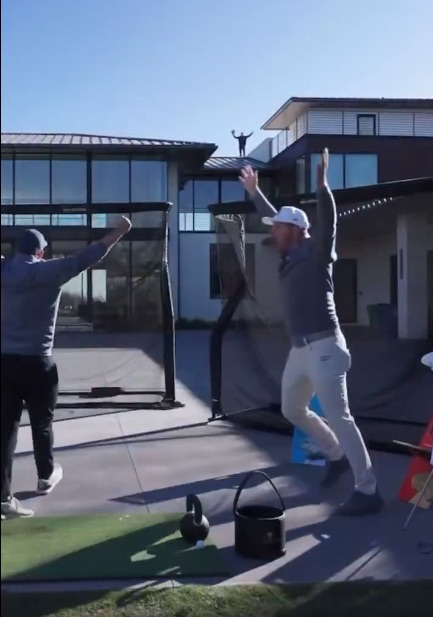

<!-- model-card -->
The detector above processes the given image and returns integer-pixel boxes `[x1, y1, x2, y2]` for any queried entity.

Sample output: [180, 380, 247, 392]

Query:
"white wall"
[178, 233, 221, 321]
[338, 233, 396, 325]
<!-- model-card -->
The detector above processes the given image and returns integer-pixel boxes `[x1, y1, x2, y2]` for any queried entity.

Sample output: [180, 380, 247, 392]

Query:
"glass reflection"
[310, 153, 344, 191]
[51, 241, 89, 328]
[1, 157, 13, 205]
[92, 242, 130, 331]
[345, 154, 378, 188]
[130, 159, 167, 202]
[131, 240, 163, 330]
[15, 155, 50, 205]
[91, 157, 129, 203]
[52, 157, 87, 204]
[14, 214, 51, 226]
[193, 180, 218, 231]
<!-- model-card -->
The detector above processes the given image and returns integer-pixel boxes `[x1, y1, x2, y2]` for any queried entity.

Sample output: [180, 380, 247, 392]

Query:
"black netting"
[210, 211, 432, 450]
[52, 207, 177, 410]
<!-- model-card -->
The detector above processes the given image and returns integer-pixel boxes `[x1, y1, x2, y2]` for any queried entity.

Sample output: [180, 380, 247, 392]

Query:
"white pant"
[282, 331, 377, 495]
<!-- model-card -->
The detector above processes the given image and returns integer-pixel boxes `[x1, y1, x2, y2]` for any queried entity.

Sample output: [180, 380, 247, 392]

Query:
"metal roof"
[1, 132, 215, 149]
[204, 156, 270, 171]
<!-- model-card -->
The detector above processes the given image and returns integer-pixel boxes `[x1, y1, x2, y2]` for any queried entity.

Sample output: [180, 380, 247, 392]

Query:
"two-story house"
[177, 97, 433, 341]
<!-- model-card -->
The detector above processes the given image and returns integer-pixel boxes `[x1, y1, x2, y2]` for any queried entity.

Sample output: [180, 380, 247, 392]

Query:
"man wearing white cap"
[239, 150, 382, 515]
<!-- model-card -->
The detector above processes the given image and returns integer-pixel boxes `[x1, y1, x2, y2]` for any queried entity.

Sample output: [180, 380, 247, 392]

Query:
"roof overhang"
[261, 97, 433, 131]
[1, 133, 218, 176]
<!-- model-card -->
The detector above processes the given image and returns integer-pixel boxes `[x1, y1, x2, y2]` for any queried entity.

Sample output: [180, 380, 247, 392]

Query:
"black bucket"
[234, 470, 286, 560]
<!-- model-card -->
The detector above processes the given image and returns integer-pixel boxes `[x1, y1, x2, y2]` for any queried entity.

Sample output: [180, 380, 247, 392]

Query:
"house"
[1, 96, 432, 339]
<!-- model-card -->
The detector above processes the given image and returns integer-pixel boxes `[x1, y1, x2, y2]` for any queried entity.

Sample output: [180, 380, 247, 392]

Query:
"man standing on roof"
[1, 217, 132, 520]
[239, 150, 383, 516]
[232, 130, 254, 157]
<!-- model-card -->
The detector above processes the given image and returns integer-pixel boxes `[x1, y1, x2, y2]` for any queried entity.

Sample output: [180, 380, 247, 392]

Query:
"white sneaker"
[1, 496, 34, 520]
[37, 463, 63, 495]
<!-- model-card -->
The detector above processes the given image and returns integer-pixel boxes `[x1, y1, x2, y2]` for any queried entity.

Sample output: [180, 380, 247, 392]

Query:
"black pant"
[1, 354, 59, 501]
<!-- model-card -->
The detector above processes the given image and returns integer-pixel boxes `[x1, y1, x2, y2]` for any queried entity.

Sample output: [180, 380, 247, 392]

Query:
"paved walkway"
[3, 378, 433, 592]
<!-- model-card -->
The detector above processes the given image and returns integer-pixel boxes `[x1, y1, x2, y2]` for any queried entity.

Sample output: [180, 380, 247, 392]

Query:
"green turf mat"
[1, 513, 228, 581]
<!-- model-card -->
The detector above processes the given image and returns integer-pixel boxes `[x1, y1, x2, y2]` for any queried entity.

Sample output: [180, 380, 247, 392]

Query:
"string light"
[338, 196, 394, 219]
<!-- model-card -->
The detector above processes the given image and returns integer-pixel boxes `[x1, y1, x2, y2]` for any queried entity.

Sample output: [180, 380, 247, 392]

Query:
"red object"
[398, 414, 433, 507]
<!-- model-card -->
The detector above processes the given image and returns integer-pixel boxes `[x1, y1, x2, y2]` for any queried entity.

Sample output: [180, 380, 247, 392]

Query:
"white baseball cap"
[262, 206, 310, 231]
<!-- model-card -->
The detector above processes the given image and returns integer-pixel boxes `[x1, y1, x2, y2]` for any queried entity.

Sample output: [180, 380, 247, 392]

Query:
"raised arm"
[314, 149, 337, 259]
[239, 165, 277, 218]
[36, 216, 132, 287]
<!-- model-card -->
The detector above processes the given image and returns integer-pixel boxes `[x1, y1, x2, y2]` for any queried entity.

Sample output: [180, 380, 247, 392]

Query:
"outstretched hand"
[239, 165, 258, 196]
[316, 148, 329, 189]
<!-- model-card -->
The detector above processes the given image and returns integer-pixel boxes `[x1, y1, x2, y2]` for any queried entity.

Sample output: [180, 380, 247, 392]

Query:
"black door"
[334, 258, 358, 324]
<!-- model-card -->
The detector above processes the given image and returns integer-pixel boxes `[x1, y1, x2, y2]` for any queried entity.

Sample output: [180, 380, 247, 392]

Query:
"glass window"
[51, 214, 87, 226]
[179, 181, 193, 232]
[295, 157, 306, 194]
[310, 153, 344, 192]
[130, 159, 167, 202]
[357, 114, 376, 136]
[15, 155, 50, 205]
[91, 157, 129, 203]
[92, 242, 130, 331]
[193, 180, 218, 231]
[221, 179, 245, 203]
[131, 240, 163, 331]
[52, 156, 87, 204]
[345, 154, 378, 188]
[14, 214, 51, 226]
[1, 156, 13, 205]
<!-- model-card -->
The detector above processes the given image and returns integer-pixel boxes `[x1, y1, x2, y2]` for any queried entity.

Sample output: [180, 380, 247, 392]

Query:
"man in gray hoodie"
[1, 217, 131, 519]
[239, 150, 382, 515]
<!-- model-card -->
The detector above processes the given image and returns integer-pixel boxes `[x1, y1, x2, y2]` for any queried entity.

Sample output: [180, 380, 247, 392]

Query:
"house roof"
[1, 132, 215, 149]
[1, 132, 218, 175]
[261, 97, 433, 131]
[203, 156, 270, 172]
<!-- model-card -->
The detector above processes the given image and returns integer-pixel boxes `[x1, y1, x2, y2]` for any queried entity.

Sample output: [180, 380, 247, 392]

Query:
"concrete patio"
[2, 331, 433, 591]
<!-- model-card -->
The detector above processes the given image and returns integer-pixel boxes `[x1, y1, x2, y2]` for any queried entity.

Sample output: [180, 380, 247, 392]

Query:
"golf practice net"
[208, 201, 432, 452]
[53, 203, 178, 410]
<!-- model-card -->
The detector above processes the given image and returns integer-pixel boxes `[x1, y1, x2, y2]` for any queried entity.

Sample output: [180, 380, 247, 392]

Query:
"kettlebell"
[179, 494, 210, 544]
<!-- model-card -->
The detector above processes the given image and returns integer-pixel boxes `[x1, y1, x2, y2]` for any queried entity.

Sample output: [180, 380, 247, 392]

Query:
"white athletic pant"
[282, 331, 377, 495]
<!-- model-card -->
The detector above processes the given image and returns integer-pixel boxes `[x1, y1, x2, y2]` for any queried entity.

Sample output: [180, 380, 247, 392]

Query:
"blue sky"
[1, 0, 432, 155]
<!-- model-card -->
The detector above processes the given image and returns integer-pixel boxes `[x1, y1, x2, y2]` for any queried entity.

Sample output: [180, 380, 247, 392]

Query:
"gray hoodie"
[1, 243, 106, 356]
[252, 186, 340, 340]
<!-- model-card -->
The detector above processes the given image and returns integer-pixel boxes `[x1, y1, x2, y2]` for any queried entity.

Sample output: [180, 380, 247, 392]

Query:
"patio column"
[396, 212, 428, 339]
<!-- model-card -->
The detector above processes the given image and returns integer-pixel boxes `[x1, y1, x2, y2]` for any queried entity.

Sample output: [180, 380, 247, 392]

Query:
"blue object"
[291, 395, 326, 466]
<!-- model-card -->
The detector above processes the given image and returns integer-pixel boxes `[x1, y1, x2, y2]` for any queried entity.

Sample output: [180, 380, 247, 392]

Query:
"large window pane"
[131, 159, 167, 202]
[131, 240, 163, 330]
[295, 157, 306, 194]
[1, 156, 13, 205]
[221, 180, 245, 203]
[15, 155, 50, 205]
[310, 153, 344, 192]
[345, 154, 378, 188]
[193, 180, 218, 231]
[14, 214, 51, 226]
[51, 214, 87, 226]
[179, 181, 193, 231]
[91, 157, 129, 203]
[52, 156, 87, 204]
[92, 242, 130, 331]
[51, 241, 89, 326]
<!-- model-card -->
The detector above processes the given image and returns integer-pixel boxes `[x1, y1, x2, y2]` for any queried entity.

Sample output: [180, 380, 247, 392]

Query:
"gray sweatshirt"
[1, 242, 107, 356]
[252, 186, 340, 339]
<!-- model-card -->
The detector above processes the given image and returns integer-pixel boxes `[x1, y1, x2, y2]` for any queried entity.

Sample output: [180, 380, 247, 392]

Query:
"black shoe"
[336, 489, 384, 516]
[321, 456, 351, 488]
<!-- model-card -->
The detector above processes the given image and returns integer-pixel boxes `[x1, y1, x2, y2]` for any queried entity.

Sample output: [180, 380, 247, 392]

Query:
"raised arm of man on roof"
[239, 165, 277, 217]
[314, 148, 337, 260]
